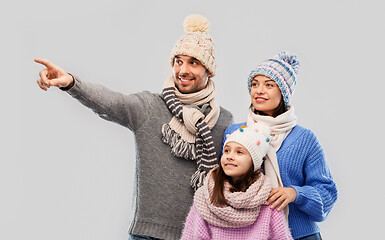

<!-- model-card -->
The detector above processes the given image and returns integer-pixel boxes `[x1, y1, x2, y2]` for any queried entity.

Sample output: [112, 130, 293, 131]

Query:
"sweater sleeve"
[65, 76, 153, 132]
[181, 205, 211, 240]
[291, 130, 338, 222]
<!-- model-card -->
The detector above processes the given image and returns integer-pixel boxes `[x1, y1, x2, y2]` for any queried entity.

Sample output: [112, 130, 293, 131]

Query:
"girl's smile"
[221, 142, 253, 182]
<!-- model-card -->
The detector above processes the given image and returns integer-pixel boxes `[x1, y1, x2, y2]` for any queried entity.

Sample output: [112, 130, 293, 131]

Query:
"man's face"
[172, 55, 211, 94]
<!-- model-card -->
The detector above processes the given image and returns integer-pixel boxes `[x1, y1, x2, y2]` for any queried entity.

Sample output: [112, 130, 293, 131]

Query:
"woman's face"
[250, 75, 282, 116]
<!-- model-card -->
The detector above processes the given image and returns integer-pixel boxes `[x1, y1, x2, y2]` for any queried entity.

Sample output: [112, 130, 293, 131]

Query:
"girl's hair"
[210, 163, 262, 206]
[251, 95, 287, 118]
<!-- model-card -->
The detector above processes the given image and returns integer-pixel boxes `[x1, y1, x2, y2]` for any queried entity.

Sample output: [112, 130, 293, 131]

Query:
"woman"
[223, 51, 338, 240]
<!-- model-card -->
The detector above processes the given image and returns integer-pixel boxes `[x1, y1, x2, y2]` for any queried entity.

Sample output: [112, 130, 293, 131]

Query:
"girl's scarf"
[194, 170, 272, 228]
[161, 77, 220, 191]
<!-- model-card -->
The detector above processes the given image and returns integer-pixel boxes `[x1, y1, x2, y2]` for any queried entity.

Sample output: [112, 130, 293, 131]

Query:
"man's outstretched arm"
[34, 58, 154, 132]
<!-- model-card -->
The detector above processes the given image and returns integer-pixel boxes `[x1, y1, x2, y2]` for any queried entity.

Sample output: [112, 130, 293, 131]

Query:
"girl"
[181, 124, 293, 240]
[223, 51, 338, 239]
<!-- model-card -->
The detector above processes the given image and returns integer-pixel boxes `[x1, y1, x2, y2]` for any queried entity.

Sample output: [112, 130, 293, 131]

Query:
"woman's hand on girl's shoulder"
[267, 187, 297, 211]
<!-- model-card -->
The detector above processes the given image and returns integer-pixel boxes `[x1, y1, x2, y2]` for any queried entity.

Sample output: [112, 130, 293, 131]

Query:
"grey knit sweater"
[66, 77, 233, 240]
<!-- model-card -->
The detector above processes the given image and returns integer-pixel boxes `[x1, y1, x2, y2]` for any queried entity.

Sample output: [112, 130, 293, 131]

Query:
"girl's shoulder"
[256, 205, 289, 228]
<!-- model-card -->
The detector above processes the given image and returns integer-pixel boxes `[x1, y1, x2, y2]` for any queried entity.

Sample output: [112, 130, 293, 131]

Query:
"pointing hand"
[34, 58, 74, 91]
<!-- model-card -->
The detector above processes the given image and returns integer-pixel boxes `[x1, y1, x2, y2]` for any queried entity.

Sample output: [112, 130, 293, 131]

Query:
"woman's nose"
[255, 85, 265, 94]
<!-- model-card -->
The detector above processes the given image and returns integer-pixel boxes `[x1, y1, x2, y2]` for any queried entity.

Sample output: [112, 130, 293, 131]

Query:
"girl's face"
[221, 142, 253, 182]
[250, 75, 282, 116]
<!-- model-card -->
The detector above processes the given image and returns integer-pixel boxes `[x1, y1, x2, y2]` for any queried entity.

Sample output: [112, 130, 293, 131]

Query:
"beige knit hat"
[170, 14, 216, 77]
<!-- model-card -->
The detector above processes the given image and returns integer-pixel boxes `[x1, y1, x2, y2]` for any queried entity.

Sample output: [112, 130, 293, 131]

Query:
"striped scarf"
[162, 77, 220, 191]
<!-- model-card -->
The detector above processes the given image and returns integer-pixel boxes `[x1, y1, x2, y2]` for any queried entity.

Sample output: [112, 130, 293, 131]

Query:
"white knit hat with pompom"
[170, 14, 216, 77]
[224, 123, 272, 172]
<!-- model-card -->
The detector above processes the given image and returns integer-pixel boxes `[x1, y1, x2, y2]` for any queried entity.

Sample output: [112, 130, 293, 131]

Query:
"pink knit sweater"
[181, 204, 292, 240]
[181, 171, 293, 240]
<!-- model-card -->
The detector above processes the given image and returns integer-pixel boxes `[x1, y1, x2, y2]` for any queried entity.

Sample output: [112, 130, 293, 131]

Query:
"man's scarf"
[161, 77, 220, 191]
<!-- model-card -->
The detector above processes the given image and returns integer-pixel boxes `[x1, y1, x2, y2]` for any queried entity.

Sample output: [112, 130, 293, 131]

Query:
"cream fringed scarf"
[194, 170, 272, 228]
[247, 107, 297, 189]
[247, 107, 297, 218]
[162, 77, 220, 191]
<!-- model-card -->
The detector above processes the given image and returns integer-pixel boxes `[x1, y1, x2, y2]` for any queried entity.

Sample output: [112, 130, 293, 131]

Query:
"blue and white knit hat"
[247, 51, 300, 107]
[224, 123, 271, 171]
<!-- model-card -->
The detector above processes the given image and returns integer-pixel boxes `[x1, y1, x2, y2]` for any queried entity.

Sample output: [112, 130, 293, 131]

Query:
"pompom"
[253, 122, 271, 139]
[277, 51, 300, 74]
[183, 14, 210, 33]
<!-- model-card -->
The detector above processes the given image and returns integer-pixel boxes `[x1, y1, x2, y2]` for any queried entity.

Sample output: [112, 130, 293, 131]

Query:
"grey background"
[1, 0, 384, 239]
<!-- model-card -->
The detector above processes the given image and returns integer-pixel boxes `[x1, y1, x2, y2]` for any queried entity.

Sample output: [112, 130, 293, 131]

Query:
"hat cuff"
[224, 134, 264, 171]
[170, 48, 216, 77]
[248, 68, 293, 107]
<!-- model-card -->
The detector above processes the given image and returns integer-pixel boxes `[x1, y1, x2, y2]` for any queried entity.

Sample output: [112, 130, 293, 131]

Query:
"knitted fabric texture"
[170, 14, 216, 76]
[181, 204, 293, 240]
[224, 123, 338, 239]
[66, 77, 234, 240]
[224, 123, 271, 172]
[162, 77, 220, 191]
[246, 107, 297, 219]
[248, 51, 300, 107]
[194, 170, 272, 228]
[246, 107, 297, 189]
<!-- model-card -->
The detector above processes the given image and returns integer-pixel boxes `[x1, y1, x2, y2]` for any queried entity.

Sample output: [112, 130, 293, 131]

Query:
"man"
[35, 15, 233, 240]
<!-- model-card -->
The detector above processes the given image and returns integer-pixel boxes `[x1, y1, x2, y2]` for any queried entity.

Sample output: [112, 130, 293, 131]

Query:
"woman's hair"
[210, 164, 262, 206]
[251, 95, 287, 118]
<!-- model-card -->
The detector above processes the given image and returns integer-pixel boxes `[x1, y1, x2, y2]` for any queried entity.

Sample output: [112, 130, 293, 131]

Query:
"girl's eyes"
[223, 149, 244, 154]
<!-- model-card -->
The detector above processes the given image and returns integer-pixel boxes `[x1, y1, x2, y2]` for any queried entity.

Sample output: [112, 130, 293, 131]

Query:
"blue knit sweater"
[223, 123, 338, 239]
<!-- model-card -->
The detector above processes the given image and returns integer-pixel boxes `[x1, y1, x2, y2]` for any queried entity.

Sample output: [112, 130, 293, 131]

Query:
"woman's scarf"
[194, 170, 272, 228]
[161, 76, 220, 191]
[247, 107, 297, 218]
[246, 107, 297, 188]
